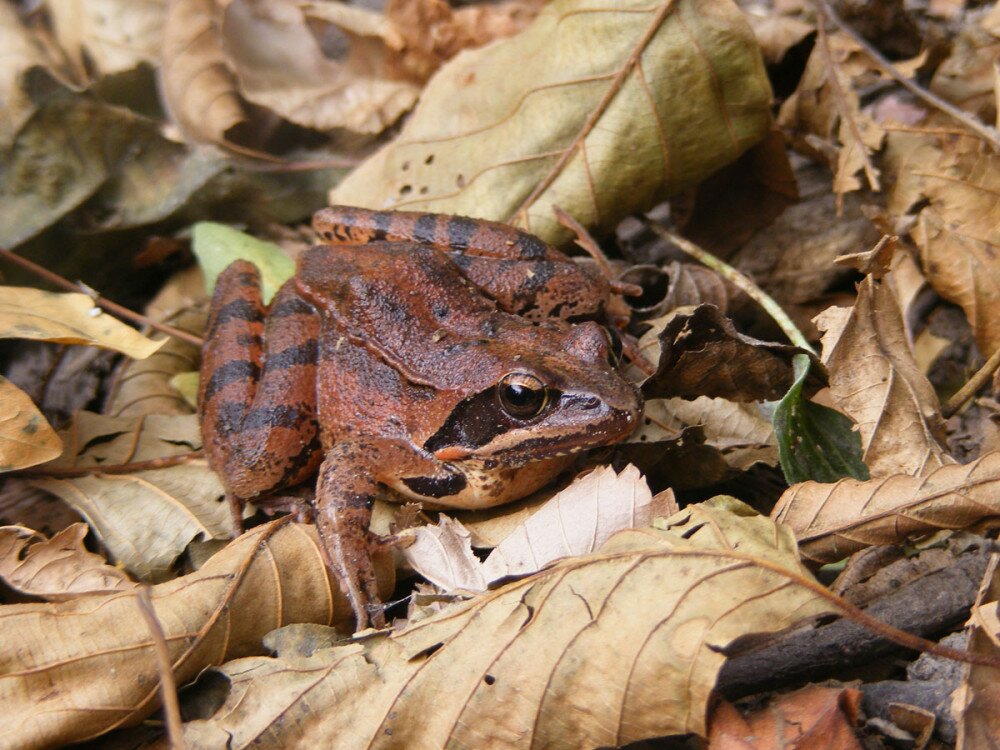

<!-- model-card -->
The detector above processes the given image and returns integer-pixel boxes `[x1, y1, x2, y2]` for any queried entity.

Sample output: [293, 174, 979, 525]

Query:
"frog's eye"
[497, 372, 549, 419]
[603, 327, 623, 367]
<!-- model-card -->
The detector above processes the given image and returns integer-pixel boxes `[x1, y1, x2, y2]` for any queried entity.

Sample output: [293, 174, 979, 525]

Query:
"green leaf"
[192, 223, 295, 303]
[773, 353, 869, 484]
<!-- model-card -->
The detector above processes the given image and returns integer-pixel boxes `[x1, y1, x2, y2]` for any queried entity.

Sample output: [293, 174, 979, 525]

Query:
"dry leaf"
[814, 271, 952, 478]
[778, 28, 884, 205]
[930, 4, 1000, 124]
[709, 686, 863, 750]
[772, 451, 1000, 564]
[0, 287, 164, 359]
[161, 0, 245, 145]
[330, 0, 772, 245]
[642, 304, 812, 402]
[632, 397, 778, 470]
[884, 125, 1000, 358]
[0, 375, 62, 472]
[31, 412, 230, 580]
[403, 465, 674, 590]
[0, 523, 135, 600]
[953, 552, 1000, 749]
[0, 3, 57, 147]
[223, 0, 419, 135]
[0, 520, 387, 749]
[179, 505, 834, 747]
[46, 0, 165, 76]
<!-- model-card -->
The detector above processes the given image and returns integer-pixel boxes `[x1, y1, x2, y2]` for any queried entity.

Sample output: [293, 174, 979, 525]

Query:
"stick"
[136, 586, 186, 749]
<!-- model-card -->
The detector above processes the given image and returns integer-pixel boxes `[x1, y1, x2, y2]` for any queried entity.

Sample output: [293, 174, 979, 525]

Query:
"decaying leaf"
[778, 27, 884, 205]
[642, 304, 811, 402]
[179, 502, 834, 747]
[0, 375, 62, 472]
[0, 523, 135, 600]
[331, 0, 773, 245]
[884, 125, 1000, 358]
[815, 271, 952, 478]
[709, 686, 863, 750]
[953, 553, 1000, 749]
[773, 451, 1000, 564]
[929, 3, 1000, 124]
[403, 465, 675, 590]
[46, 0, 165, 77]
[0, 286, 164, 359]
[0, 520, 387, 749]
[30, 412, 230, 580]
[0, 2, 62, 148]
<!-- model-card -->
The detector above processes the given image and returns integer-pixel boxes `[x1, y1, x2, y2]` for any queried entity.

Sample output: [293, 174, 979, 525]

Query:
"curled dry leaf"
[885, 125, 1000, 358]
[772, 451, 1000, 564]
[0, 520, 388, 750]
[0, 375, 62, 472]
[778, 28, 884, 205]
[642, 304, 813, 402]
[0, 523, 135, 600]
[953, 553, 1000, 748]
[331, 0, 772, 245]
[403, 465, 675, 591]
[815, 271, 953, 478]
[31, 412, 230, 580]
[179, 503, 833, 747]
[46, 0, 165, 77]
[929, 4, 1000, 124]
[709, 686, 863, 750]
[0, 287, 164, 359]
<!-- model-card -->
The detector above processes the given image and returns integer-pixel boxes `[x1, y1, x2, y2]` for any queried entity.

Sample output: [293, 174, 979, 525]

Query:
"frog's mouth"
[426, 389, 640, 465]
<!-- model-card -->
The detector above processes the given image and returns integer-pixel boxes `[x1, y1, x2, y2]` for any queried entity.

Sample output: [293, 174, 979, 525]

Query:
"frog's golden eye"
[497, 372, 549, 419]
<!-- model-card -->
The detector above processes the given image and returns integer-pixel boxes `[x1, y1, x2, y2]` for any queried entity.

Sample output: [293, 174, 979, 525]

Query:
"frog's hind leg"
[199, 262, 322, 528]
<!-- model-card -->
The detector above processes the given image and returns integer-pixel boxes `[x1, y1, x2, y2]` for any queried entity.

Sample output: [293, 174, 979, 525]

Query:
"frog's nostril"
[580, 396, 601, 410]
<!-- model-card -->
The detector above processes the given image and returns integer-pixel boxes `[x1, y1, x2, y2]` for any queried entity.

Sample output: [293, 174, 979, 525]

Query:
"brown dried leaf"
[642, 305, 812, 402]
[778, 28, 884, 204]
[0, 523, 135, 600]
[0, 375, 62, 472]
[709, 686, 863, 750]
[884, 126, 1000, 357]
[930, 4, 1000, 125]
[0, 520, 385, 749]
[31, 412, 231, 580]
[0, 3, 59, 147]
[179, 506, 833, 746]
[46, 0, 165, 76]
[954, 553, 1000, 749]
[772, 451, 1000, 564]
[0, 287, 164, 359]
[224, 0, 419, 135]
[814, 271, 952, 478]
[631, 397, 777, 470]
[161, 0, 246, 145]
[330, 0, 772, 245]
[403, 465, 673, 590]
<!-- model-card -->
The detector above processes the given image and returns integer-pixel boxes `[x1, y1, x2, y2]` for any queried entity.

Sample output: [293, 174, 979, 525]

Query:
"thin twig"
[14, 450, 204, 479]
[0, 248, 204, 348]
[646, 223, 817, 355]
[816, 0, 1000, 151]
[943, 344, 1000, 418]
[136, 586, 186, 750]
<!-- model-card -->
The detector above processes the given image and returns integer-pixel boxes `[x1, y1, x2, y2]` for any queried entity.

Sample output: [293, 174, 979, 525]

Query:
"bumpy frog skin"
[199, 208, 642, 630]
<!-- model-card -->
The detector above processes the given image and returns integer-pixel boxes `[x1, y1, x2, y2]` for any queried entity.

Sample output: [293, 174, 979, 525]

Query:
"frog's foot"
[314, 446, 387, 631]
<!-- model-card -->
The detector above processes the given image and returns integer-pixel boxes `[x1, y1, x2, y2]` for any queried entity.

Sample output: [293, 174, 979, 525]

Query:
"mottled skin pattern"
[200, 208, 642, 630]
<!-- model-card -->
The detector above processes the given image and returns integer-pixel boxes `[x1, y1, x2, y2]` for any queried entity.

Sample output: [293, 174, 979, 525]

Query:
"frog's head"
[423, 320, 642, 472]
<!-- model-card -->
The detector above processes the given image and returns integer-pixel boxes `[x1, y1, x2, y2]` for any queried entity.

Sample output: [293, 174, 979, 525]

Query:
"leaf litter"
[3, 0, 1000, 747]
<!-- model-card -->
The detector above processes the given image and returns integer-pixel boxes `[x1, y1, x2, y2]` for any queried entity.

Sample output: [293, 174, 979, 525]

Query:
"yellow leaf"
[0, 375, 62, 472]
[0, 287, 164, 359]
[331, 0, 772, 245]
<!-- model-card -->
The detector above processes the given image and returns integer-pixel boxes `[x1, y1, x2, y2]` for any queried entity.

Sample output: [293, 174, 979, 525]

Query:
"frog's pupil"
[505, 384, 538, 407]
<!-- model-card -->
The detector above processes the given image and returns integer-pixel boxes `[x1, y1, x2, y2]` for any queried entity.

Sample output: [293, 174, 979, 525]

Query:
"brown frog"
[199, 208, 642, 630]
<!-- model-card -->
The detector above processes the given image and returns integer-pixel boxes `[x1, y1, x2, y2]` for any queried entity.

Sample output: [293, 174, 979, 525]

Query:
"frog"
[198, 207, 643, 631]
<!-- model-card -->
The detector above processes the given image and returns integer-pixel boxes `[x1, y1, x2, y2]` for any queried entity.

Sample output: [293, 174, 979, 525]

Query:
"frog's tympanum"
[199, 208, 643, 630]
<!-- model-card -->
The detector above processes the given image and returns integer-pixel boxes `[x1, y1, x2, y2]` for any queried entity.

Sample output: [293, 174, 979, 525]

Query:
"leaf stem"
[816, 0, 1000, 151]
[646, 223, 817, 355]
[0, 248, 204, 348]
[942, 343, 1000, 418]
[136, 586, 186, 750]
